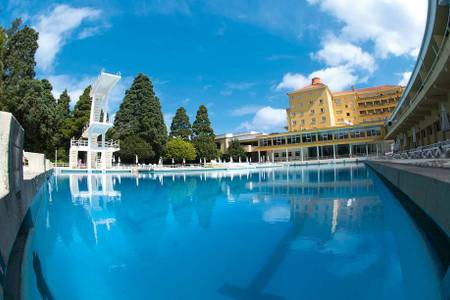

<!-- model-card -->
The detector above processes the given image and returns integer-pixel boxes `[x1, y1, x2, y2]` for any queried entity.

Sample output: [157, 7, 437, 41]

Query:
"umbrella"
[238, 156, 241, 163]
[183, 158, 186, 165]
[230, 156, 233, 163]
[172, 158, 175, 164]
[135, 155, 138, 164]
[246, 156, 249, 163]
[200, 158, 202, 164]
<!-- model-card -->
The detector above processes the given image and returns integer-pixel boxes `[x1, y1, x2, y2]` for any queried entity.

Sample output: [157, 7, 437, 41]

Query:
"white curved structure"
[386, 0, 450, 153]
[69, 72, 121, 169]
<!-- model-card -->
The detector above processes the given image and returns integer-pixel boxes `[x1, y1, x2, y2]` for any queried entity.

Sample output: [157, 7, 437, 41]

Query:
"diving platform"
[69, 71, 121, 170]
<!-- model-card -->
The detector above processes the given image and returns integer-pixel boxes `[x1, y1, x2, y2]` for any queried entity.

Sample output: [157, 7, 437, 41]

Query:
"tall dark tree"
[54, 90, 72, 159]
[192, 105, 214, 138]
[113, 73, 167, 162]
[192, 105, 218, 161]
[170, 106, 192, 140]
[8, 79, 58, 156]
[0, 27, 6, 110]
[64, 86, 92, 140]
[3, 20, 38, 84]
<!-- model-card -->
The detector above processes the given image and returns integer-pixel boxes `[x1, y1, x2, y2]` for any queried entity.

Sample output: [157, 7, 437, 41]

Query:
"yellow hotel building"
[254, 77, 404, 162]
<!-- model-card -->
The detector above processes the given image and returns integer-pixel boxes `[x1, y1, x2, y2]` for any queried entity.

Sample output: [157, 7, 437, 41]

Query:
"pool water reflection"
[23, 164, 443, 300]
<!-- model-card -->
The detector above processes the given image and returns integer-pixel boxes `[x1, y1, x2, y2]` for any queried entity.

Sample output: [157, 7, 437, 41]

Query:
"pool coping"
[365, 160, 450, 298]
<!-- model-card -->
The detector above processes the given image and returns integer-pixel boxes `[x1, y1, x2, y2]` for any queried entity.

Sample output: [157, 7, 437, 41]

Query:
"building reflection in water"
[216, 164, 385, 299]
[68, 174, 122, 243]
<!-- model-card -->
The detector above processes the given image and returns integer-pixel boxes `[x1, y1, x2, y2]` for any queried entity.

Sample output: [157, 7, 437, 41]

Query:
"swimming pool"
[23, 164, 443, 299]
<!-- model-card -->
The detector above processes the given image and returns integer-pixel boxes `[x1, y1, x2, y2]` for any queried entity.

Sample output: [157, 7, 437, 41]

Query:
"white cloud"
[313, 35, 376, 73]
[239, 106, 286, 132]
[277, 36, 375, 92]
[230, 105, 262, 117]
[33, 4, 101, 71]
[398, 72, 412, 86]
[276, 65, 357, 92]
[276, 73, 310, 91]
[307, 0, 427, 58]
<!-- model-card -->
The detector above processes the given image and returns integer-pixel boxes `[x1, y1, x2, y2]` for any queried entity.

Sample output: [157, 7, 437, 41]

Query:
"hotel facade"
[217, 78, 404, 162]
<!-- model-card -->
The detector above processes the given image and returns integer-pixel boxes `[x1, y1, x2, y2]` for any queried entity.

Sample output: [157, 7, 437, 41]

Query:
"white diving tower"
[69, 71, 121, 170]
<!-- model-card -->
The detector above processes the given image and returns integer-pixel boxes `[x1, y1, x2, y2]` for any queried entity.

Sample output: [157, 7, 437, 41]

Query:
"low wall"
[366, 159, 450, 298]
[0, 112, 52, 299]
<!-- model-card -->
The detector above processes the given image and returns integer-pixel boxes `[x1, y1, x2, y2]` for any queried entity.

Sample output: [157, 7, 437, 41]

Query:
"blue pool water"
[23, 164, 443, 300]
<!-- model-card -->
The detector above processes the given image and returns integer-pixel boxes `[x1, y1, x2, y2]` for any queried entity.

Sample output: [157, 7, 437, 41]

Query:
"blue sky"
[1, 0, 427, 134]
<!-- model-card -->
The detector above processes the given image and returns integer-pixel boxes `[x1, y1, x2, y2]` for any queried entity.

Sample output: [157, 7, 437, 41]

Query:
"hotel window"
[346, 112, 350, 116]
[335, 131, 348, 139]
[345, 105, 349, 108]
[302, 133, 317, 143]
[336, 110, 342, 114]
[299, 102, 304, 108]
[300, 112, 304, 117]
[335, 99, 341, 105]
[290, 112, 296, 117]
[295, 151, 301, 157]
[319, 99, 323, 104]
[350, 130, 363, 138]
[338, 118, 344, 122]
[318, 132, 332, 141]
[301, 119, 305, 125]
[311, 117, 316, 123]
[309, 100, 313, 105]
[320, 108, 325, 113]
[310, 109, 315, 114]
[291, 120, 296, 126]
[321, 116, 326, 123]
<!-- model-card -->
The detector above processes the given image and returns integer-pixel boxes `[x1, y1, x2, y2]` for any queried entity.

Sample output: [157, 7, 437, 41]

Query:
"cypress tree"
[0, 20, 59, 156]
[54, 90, 72, 159]
[192, 105, 218, 161]
[170, 106, 192, 140]
[3, 20, 38, 84]
[66, 86, 92, 139]
[192, 105, 214, 138]
[113, 73, 167, 162]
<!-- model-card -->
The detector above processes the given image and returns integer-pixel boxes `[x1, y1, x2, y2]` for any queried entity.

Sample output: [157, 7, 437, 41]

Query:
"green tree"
[64, 86, 91, 140]
[8, 79, 58, 156]
[0, 19, 59, 156]
[192, 105, 217, 160]
[226, 140, 246, 160]
[0, 27, 6, 110]
[54, 90, 72, 160]
[166, 138, 196, 162]
[113, 73, 167, 162]
[170, 106, 192, 140]
[119, 136, 155, 163]
[192, 104, 214, 138]
[3, 20, 38, 84]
